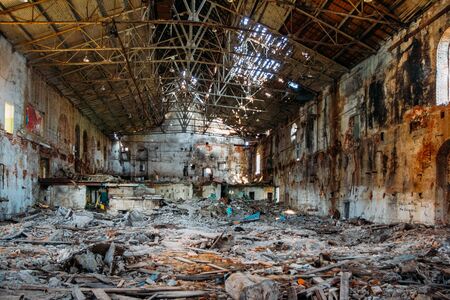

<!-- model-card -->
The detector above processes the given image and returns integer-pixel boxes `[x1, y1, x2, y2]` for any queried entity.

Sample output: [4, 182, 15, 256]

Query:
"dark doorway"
[75, 125, 81, 173]
[436, 139, 450, 224]
[344, 202, 350, 219]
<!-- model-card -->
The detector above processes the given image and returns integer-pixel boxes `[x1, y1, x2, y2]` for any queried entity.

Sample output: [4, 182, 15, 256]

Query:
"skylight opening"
[231, 17, 292, 86]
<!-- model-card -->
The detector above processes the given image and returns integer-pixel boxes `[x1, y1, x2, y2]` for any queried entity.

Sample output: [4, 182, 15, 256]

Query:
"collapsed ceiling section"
[0, 0, 434, 136]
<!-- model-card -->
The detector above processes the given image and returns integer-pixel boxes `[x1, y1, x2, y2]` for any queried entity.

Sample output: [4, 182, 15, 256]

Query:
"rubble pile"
[198, 197, 285, 221]
[0, 199, 449, 299]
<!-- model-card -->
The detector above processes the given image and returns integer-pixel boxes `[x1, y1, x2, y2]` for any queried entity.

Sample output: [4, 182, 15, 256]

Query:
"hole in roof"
[230, 17, 292, 86]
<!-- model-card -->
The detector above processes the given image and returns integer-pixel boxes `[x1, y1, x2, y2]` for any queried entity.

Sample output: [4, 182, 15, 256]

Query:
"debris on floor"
[0, 197, 449, 299]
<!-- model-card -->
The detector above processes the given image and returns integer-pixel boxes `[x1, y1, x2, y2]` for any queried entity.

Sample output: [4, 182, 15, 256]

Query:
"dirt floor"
[0, 198, 449, 299]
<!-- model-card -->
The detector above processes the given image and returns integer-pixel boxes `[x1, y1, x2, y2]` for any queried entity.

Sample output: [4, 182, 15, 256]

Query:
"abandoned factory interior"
[0, 0, 450, 299]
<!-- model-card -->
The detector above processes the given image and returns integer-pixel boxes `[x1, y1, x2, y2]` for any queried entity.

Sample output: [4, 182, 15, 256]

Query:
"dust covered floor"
[0, 198, 449, 299]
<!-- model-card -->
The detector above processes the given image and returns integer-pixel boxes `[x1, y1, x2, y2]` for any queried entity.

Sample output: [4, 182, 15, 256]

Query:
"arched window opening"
[83, 130, 89, 154]
[57, 114, 69, 144]
[255, 152, 261, 175]
[436, 28, 450, 105]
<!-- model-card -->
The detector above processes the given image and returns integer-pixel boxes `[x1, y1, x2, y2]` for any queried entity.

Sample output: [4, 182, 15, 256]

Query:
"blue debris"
[242, 212, 260, 222]
[226, 206, 233, 217]
[145, 272, 160, 284]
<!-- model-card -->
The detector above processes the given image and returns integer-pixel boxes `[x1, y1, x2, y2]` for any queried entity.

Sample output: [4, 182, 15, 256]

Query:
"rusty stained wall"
[0, 35, 110, 219]
[28, 72, 111, 176]
[255, 0, 450, 224]
[109, 132, 249, 184]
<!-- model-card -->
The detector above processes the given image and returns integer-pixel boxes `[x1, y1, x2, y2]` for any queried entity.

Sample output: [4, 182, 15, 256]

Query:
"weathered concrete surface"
[254, 0, 450, 225]
[228, 185, 274, 201]
[46, 186, 87, 210]
[108, 184, 162, 212]
[153, 182, 194, 201]
[0, 36, 110, 219]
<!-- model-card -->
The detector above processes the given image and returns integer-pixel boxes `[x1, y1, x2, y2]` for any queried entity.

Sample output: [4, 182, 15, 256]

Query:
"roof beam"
[290, 5, 377, 54]
[209, 0, 348, 72]
[27, 0, 113, 132]
[0, 0, 53, 16]
[0, 3, 34, 41]
[14, 7, 144, 49]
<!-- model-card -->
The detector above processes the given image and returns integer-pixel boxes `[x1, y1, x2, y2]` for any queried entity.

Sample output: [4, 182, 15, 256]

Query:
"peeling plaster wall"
[228, 185, 274, 201]
[153, 183, 194, 201]
[110, 128, 248, 184]
[0, 36, 110, 219]
[256, 0, 450, 225]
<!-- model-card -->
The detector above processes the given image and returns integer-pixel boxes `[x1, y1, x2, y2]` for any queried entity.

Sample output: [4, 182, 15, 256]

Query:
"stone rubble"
[0, 198, 448, 299]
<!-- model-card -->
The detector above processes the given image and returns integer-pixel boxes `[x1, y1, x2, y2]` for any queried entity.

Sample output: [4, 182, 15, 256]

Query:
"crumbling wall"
[110, 132, 248, 184]
[0, 36, 110, 219]
[256, 0, 450, 224]
[153, 182, 194, 200]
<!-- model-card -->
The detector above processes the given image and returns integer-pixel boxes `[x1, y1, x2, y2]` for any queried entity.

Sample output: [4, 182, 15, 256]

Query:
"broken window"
[4, 102, 14, 134]
[255, 152, 261, 175]
[249, 191, 255, 200]
[436, 27, 450, 105]
[290, 123, 298, 142]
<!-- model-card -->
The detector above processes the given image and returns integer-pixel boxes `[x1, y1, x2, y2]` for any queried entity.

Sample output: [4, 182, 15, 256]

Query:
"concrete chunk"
[225, 272, 279, 300]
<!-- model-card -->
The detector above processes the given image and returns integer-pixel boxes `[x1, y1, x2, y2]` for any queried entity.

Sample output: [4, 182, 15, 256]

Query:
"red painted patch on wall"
[25, 104, 44, 135]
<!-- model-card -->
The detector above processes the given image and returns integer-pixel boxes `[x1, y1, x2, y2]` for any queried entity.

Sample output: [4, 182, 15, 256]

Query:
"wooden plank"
[9, 239, 72, 245]
[389, 5, 450, 51]
[339, 272, 351, 300]
[92, 289, 111, 300]
[186, 247, 221, 255]
[175, 273, 224, 281]
[19, 286, 183, 293]
[173, 257, 196, 264]
[109, 295, 140, 300]
[117, 279, 125, 288]
[154, 291, 208, 298]
[72, 286, 86, 300]
[207, 263, 228, 271]
[301, 261, 351, 275]
[314, 288, 327, 300]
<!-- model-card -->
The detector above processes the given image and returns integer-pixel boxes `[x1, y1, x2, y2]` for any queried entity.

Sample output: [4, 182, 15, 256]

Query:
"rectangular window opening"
[39, 157, 50, 179]
[255, 153, 261, 175]
[5, 102, 14, 134]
